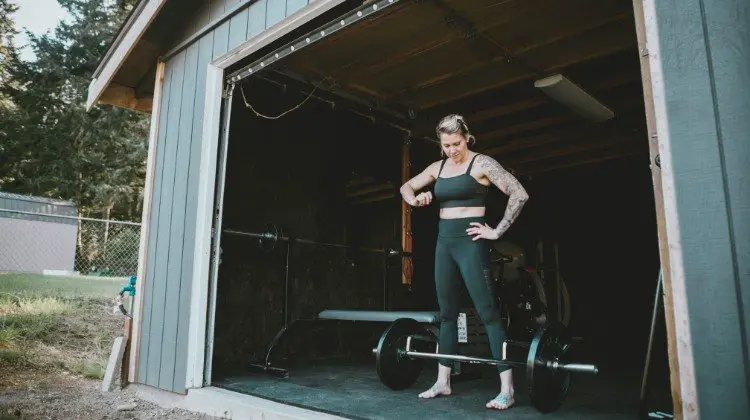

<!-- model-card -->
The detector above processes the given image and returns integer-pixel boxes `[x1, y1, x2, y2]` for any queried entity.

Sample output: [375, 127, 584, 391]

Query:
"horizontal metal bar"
[403, 350, 599, 375]
[222, 228, 411, 256]
[0, 208, 141, 226]
[404, 350, 519, 367]
[227, 0, 402, 83]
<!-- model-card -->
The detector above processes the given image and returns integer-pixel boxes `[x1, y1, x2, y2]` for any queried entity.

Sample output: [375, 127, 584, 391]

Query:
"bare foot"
[486, 392, 515, 410]
[418, 382, 452, 399]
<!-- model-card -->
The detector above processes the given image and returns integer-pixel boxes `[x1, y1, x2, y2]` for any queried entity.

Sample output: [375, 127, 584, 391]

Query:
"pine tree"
[0, 0, 148, 221]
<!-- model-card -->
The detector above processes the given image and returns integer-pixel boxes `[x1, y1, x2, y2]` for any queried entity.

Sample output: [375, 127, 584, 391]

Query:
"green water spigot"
[120, 275, 137, 297]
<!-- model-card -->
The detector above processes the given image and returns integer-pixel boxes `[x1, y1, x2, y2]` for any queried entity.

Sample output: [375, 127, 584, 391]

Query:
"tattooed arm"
[476, 155, 529, 237]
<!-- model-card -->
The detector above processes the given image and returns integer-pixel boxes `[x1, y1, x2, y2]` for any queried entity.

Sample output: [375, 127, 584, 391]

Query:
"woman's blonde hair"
[436, 114, 476, 146]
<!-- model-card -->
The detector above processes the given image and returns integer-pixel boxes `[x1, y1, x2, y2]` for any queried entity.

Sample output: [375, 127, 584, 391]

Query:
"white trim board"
[186, 64, 226, 389]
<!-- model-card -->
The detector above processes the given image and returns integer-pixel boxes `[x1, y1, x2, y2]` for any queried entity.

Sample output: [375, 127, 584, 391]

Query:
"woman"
[399, 114, 529, 410]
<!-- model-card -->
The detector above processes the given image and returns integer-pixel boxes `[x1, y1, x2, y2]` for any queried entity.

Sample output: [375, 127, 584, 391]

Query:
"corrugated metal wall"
[0, 192, 77, 222]
[0, 193, 78, 272]
[650, 0, 750, 417]
[138, 0, 310, 393]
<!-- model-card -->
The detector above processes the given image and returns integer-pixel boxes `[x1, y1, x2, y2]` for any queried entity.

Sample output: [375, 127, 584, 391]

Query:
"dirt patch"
[0, 366, 219, 420]
[0, 283, 221, 419]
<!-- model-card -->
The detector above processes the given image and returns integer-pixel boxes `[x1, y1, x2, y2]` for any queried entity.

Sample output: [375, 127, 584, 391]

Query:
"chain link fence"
[0, 208, 141, 278]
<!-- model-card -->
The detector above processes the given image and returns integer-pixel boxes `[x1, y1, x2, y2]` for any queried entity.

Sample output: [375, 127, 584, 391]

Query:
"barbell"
[372, 318, 598, 413]
[223, 223, 412, 257]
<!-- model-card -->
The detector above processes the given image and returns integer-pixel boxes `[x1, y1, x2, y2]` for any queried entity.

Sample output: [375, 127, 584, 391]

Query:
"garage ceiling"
[249, 0, 648, 176]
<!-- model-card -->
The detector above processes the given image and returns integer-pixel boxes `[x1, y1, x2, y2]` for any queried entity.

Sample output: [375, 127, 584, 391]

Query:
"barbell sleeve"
[402, 350, 517, 367]
[545, 362, 599, 375]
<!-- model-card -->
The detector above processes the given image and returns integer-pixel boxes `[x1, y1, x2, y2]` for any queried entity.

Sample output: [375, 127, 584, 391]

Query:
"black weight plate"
[375, 318, 426, 390]
[527, 322, 572, 413]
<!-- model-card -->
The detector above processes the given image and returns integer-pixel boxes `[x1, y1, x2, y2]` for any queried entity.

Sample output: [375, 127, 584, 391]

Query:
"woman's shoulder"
[472, 153, 502, 167]
[421, 159, 445, 177]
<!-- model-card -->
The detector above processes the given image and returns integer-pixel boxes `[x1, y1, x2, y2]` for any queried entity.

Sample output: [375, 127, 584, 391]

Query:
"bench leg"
[248, 318, 319, 378]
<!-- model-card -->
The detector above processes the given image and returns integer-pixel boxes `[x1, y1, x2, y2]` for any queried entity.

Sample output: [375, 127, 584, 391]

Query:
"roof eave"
[86, 0, 168, 112]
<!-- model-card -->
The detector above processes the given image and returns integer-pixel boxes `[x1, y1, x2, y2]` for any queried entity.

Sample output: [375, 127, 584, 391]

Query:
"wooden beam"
[328, 1, 632, 84]
[478, 115, 577, 143]
[401, 140, 413, 285]
[505, 133, 640, 165]
[631, 0, 684, 417]
[397, 40, 636, 109]
[478, 124, 599, 156]
[413, 69, 641, 137]
[515, 145, 646, 175]
[98, 82, 153, 113]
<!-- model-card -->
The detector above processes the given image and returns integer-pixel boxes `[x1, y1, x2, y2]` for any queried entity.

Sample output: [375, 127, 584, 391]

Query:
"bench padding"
[318, 309, 440, 324]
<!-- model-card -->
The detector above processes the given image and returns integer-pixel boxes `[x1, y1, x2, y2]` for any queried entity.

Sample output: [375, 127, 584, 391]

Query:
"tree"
[0, 0, 148, 221]
[0, 1, 20, 177]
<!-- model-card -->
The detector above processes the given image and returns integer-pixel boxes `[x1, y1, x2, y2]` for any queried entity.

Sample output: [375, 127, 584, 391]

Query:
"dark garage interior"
[208, 0, 671, 418]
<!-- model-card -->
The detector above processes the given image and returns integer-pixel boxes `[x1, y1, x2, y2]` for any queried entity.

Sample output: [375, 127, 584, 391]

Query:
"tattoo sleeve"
[477, 155, 530, 237]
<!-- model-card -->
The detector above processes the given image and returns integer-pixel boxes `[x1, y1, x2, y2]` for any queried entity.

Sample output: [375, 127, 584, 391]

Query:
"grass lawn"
[0, 272, 124, 299]
[0, 272, 126, 385]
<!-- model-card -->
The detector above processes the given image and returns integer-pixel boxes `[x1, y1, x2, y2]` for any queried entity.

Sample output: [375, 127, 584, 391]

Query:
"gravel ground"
[0, 366, 220, 420]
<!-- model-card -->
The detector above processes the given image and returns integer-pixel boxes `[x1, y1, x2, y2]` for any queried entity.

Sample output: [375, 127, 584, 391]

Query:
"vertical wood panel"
[702, 0, 750, 408]
[286, 0, 308, 16]
[246, 0, 267, 39]
[145, 49, 188, 387]
[195, 0, 212, 28]
[208, 0, 226, 20]
[227, 0, 249, 51]
[138, 59, 176, 384]
[158, 42, 201, 392]
[266, 0, 286, 27]
[131, 61, 166, 382]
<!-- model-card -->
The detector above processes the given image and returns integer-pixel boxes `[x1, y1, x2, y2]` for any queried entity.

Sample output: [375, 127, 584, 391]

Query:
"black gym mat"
[213, 359, 647, 419]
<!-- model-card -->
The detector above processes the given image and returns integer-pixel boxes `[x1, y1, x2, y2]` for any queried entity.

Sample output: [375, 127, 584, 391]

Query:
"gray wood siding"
[175, 0, 311, 53]
[652, 0, 750, 417]
[137, 0, 310, 393]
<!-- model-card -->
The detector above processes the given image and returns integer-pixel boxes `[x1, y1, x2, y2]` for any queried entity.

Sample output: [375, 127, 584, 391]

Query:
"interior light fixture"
[534, 74, 614, 122]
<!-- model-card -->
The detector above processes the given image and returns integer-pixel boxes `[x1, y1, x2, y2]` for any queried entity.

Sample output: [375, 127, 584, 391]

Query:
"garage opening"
[207, 0, 670, 418]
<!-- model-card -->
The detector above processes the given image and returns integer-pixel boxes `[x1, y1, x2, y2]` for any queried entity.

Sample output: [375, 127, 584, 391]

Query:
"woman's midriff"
[439, 206, 486, 220]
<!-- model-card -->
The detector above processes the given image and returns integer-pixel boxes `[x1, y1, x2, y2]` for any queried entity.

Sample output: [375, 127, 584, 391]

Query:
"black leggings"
[434, 216, 510, 373]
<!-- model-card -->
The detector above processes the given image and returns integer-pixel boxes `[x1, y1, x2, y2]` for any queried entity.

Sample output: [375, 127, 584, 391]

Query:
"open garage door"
[202, 0, 671, 418]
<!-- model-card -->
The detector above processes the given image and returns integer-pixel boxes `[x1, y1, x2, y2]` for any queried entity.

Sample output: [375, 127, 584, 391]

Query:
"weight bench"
[317, 309, 439, 324]
[248, 309, 440, 378]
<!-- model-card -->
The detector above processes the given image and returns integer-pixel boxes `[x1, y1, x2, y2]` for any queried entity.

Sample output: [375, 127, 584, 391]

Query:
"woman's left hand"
[466, 222, 500, 241]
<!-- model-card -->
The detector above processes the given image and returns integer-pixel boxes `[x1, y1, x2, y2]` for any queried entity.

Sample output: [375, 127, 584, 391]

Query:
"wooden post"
[401, 139, 413, 285]
[119, 318, 132, 389]
[631, 0, 687, 417]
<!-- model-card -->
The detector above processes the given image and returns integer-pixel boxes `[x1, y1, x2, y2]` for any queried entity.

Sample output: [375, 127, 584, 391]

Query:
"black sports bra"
[433, 154, 488, 208]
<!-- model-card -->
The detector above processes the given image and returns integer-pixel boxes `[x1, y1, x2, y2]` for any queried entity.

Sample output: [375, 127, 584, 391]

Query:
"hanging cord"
[239, 76, 333, 120]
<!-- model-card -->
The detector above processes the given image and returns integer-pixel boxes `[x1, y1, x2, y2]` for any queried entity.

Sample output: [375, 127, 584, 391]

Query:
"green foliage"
[0, 0, 148, 221]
